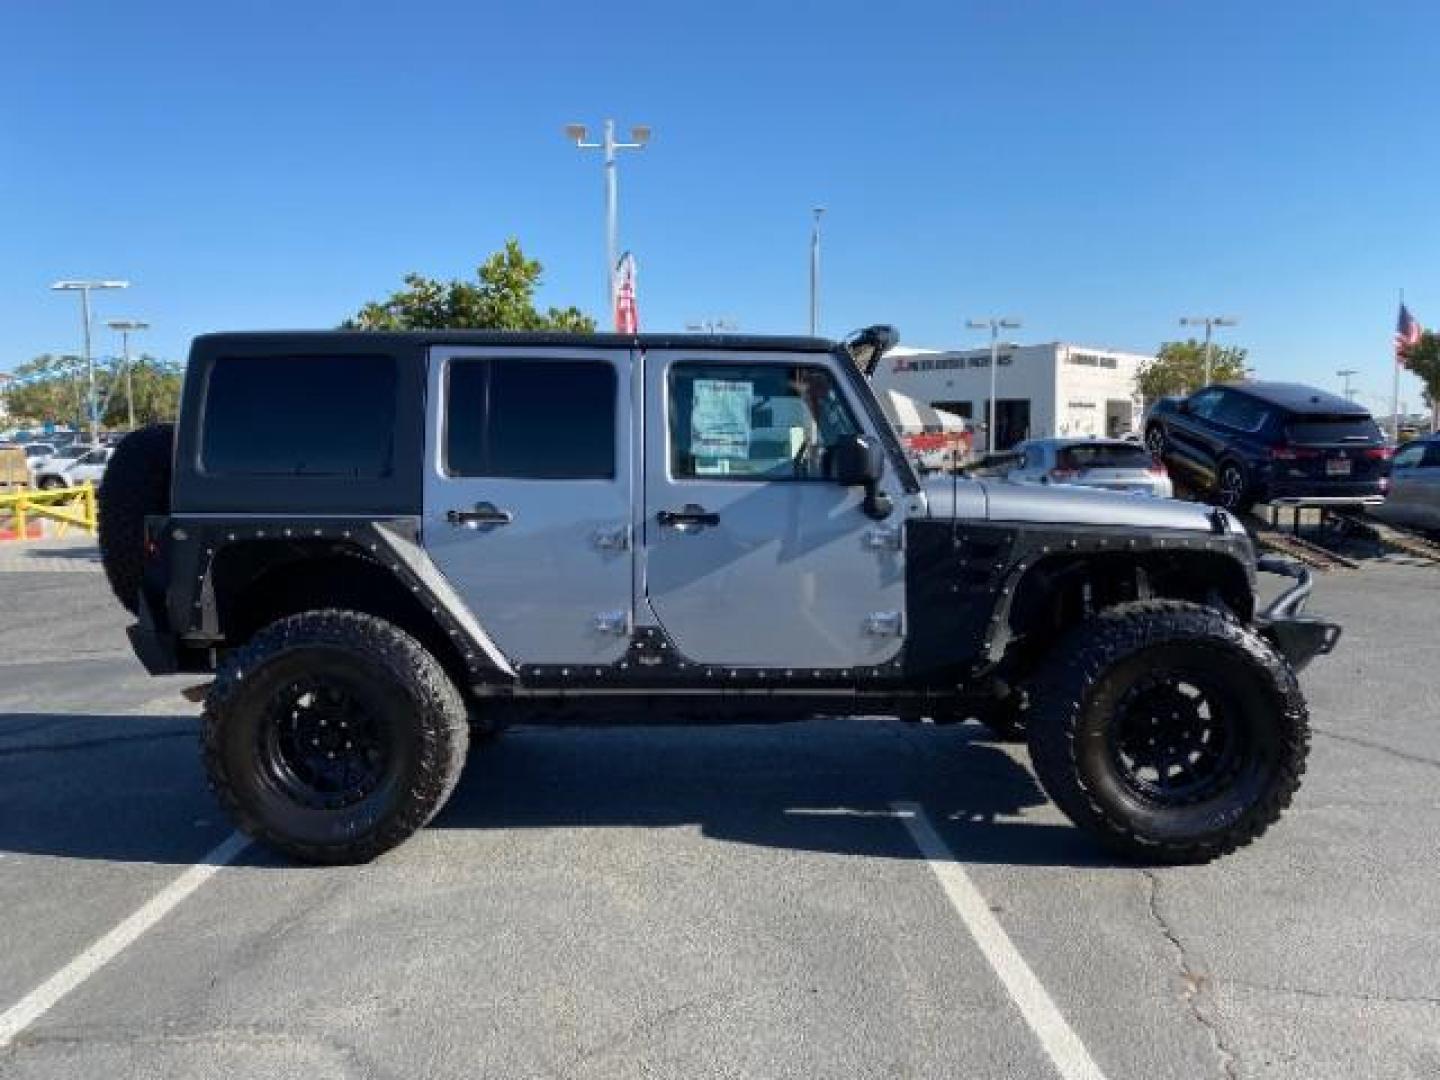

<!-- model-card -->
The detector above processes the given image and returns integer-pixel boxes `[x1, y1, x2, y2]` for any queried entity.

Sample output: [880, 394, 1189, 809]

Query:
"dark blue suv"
[1144, 382, 1390, 511]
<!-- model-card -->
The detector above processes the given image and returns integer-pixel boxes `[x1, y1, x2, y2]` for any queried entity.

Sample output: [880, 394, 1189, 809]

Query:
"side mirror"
[829, 434, 892, 520]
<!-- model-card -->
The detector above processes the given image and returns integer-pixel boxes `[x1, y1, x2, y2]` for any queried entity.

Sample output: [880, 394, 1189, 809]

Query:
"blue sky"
[2, 0, 1436, 412]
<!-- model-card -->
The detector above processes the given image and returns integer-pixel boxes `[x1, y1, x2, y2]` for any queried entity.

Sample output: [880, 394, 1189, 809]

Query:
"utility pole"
[809, 207, 825, 336]
[966, 316, 1022, 453]
[51, 280, 129, 443]
[565, 120, 651, 320]
[1336, 368, 1358, 402]
[107, 319, 150, 429]
[1180, 315, 1239, 386]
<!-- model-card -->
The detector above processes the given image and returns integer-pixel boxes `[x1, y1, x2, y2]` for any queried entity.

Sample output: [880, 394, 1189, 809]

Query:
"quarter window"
[202, 354, 397, 477]
[446, 358, 616, 479]
[669, 363, 859, 480]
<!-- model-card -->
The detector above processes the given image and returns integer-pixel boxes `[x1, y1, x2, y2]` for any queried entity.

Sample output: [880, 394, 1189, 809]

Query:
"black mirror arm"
[862, 482, 893, 520]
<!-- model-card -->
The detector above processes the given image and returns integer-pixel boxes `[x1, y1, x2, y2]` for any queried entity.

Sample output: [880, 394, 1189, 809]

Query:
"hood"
[918, 475, 1225, 533]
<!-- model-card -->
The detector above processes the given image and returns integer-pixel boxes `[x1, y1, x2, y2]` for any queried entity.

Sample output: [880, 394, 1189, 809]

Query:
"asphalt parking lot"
[0, 540, 1436, 1079]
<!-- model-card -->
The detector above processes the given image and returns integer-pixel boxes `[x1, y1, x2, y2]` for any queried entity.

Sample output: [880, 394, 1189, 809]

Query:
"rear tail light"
[1270, 444, 1321, 460]
[1148, 457, 1168, 476]
[1362, 446, 1393, 460]
[1049, 467, 1078, 482]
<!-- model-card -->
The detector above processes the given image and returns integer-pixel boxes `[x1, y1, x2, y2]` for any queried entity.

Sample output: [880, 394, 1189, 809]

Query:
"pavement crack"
[1218, 976, 1440, 1007]
[0, 728, 194, 758]
[1312, 726, 1440, 770]
[1143, 870, 1240, 1080]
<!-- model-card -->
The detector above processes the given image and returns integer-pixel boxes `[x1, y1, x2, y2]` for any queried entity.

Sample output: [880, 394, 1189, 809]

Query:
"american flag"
[614, 252, 638, 334]
[1395, 302, 1422, 366]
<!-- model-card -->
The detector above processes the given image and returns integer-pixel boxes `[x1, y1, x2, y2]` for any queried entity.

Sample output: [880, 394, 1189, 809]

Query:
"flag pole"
[1393, 288, 1403, 441]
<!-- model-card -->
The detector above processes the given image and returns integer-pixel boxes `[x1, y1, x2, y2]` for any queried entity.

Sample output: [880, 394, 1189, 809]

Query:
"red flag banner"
[615, 252, 638, 333]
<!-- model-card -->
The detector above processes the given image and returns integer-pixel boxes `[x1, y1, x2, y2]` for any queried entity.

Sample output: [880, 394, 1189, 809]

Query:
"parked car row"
[0, 438, 115, 489]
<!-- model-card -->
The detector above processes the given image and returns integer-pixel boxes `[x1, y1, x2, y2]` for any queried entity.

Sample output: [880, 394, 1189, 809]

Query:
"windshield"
[1058, 443, 1153, 470]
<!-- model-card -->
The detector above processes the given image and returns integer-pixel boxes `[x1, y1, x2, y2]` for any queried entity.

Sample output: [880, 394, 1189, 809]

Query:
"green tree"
[1400, 330, 1440, 428]
[344, 239, 596, 332]
[1137, 339, 1249, 401]
[5, 353, 182, 430]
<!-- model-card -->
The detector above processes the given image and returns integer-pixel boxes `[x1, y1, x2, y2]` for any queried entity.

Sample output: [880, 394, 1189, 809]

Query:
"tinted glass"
[1284, 415, 1382, 443]
[669, 363, 858, 480]
[1422, 443, 1440, 468]
[446, 358, 615, 479]
[1212, 393, 1271, 432]
[1058, 443, 1153, 470]
[1391, 443, 1425, 468]
[203, 355, 396, 477]
[1188, 389, 1224, 418]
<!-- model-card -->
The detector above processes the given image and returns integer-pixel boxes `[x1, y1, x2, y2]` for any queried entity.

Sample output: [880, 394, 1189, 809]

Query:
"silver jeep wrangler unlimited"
[98, 327, 1335, 864]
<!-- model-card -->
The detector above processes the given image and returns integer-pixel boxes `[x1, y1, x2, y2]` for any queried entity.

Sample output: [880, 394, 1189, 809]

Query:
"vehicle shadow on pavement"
[441, 719, 1118, 869]
[0, 713, 1117, 869]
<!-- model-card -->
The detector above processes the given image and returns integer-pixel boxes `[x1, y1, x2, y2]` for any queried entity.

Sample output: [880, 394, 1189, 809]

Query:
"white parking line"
[0, 831, 250, 1050]
[893, 802, 1108, 1080]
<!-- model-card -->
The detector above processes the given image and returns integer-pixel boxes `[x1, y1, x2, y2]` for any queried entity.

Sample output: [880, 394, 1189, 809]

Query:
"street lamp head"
[630, 124, 651, 145]
[107, 319, 150, 332]
[998, 318, 1022, 329]
[965, 319, 989, 330]
[51, 279, 129, 291]
[564, 123, 588, 143]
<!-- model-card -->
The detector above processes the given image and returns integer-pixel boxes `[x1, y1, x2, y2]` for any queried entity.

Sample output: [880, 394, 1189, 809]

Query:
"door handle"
[446, 501, 514, 529]
[656, 504, 720, 530]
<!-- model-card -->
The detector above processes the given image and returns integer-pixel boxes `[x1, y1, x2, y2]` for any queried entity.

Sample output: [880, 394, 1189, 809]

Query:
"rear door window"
[1284, 415, 1382, 444]
[445, 358, 616, 479]
[202, 354, 397, 476]
[1212, 393, 1271, 432]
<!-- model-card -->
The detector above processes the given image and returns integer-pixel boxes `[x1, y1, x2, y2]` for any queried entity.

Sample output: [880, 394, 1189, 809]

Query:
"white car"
[995, 437, 1174, 498]
[34, 446, 111, 489]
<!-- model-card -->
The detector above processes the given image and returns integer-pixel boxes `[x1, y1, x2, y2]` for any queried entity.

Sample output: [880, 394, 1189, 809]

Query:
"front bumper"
[1254, 556, 1341, 670]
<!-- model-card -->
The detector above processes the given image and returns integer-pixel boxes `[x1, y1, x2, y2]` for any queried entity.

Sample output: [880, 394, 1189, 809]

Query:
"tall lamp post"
[809, 207, 825, 336]
[966, 316, 1022, 453]
[51, 280, 129, 444]
[107, 319, 150, 430]
[565, 120, 651, 319]
[1179, 315, 1239, 386]
[1336, 368, 1358, 402]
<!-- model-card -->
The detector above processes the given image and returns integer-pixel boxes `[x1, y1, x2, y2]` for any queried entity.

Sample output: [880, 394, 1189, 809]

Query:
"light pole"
[107, 319, 150, 430]
[565, 120, 650, 320]
[1336, 368, 1358, 402]
[966, 317, 1022, 453]
[51, 280, 129, 443]
[809, 207, 825, 336]
[1179, 315, 1239, 387]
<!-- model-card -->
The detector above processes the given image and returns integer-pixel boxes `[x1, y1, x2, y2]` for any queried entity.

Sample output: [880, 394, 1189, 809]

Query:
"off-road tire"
[202, 610, 469, 864]
[1026, 600, 1308, 864]
[97, 423, 174, 614]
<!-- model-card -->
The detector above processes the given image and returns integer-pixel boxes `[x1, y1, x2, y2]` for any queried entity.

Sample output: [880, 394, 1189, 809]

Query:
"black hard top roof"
[1219, 381, 1369, 415]
[191, 330, 838, 354]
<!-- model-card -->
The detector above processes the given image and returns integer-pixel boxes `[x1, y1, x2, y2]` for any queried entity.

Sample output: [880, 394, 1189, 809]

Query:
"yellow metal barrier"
[0, 484, 98, 541]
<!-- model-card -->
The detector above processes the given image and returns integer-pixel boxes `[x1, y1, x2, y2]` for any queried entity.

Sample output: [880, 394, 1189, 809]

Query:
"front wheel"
[1026, 600, 1309, 863]
[202, 610, 469, 864]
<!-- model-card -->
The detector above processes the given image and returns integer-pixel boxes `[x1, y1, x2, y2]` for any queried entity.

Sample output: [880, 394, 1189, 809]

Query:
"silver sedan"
[995, 437, 1175, 498]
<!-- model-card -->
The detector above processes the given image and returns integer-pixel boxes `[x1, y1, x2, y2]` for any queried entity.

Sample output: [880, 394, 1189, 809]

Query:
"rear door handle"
[446, 501, 514, 529]
[656, 504, 720, 530]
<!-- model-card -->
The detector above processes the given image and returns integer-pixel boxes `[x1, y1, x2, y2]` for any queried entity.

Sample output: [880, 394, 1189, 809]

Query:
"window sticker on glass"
[691, 379, 753, 461]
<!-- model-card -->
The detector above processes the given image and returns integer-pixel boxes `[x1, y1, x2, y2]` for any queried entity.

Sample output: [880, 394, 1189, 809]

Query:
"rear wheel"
[1026, 600, 1308, 863]
[1214, 460, 1253, 512]
[202, 610, 469, 864]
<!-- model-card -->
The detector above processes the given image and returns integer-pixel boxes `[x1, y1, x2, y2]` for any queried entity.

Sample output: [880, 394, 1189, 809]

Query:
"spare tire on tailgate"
[98, 423, 174, 615]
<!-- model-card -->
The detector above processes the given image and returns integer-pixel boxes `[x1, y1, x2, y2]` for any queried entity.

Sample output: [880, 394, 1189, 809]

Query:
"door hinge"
[592, 610, 631, 636]
[863, 524, 903, 551]
[591, 526, 630, 552]
[863, 611, 904, 637]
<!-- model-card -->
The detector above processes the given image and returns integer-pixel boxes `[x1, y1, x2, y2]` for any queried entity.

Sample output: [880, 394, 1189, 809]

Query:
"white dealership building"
[870, 342, 1149, 451]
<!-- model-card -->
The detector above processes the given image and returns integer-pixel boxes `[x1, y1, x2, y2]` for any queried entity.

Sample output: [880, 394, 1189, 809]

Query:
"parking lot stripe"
[0, 831, 250, 1050]
[893, 802, 1108, 1080]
